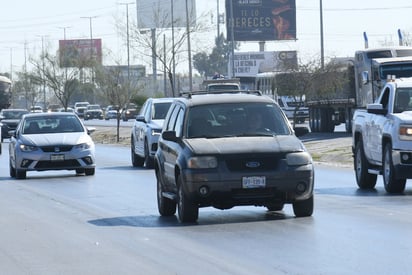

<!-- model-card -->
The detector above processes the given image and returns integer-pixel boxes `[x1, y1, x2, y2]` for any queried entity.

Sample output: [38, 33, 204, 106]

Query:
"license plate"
[51, 154, 65, 161]
[242, 176, 266, 188]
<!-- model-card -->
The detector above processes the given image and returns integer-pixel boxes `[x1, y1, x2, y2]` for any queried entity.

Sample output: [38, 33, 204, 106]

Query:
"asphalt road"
[1, 142, 412, 274]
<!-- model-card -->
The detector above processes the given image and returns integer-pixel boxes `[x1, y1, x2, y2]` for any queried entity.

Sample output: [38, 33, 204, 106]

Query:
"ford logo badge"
[246, 161, 260, 168]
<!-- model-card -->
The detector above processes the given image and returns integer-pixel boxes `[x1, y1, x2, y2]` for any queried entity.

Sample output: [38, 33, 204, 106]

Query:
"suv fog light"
[21, 159, 33, 168]
[296, 182, 307, 194]
[199, 185, 209, 196]
[82, 157, 93, 165]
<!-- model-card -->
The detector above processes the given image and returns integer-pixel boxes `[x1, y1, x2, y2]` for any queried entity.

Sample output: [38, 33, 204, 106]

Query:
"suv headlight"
[187, 156, 218, 169]
[286, 152, 311, 166]
[399, 125, 412, 141]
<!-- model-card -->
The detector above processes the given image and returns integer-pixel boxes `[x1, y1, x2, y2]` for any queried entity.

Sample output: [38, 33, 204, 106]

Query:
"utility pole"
[119, 2, 135, 101]
[217, 0, 220, 37]
[81, 16, 97, 102]
[320, 0, 324, 69]
[185, 0, 193, 91]
[36, 35, 48, 110]
[171, 0, 176, 96]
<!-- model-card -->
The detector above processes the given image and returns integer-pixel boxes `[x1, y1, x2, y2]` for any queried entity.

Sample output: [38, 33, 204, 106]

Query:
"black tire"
[131, 138, 144, 167]
[157, 170, 176, 216]
[76, 168, 85, 175]
[85, 168, 95, 176]
[383, 143, 406, 193]
[354, 139, 377, 189]
[177, 176, 198, 223]
[16, 169, 26, 180]
[144, 140, 154, 169]
[9, 160, 16, 178]
[293, 195, 314, 217]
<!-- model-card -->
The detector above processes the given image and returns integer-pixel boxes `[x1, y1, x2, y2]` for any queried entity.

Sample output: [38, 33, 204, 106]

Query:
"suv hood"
[185, 135, 305, 155]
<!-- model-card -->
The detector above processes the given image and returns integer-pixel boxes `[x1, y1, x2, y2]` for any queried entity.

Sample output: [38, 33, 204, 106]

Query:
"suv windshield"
[186, 102, 290, 138]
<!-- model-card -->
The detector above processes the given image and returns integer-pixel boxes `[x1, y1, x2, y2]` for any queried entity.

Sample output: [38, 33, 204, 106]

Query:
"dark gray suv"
[155, 91, 314, 223]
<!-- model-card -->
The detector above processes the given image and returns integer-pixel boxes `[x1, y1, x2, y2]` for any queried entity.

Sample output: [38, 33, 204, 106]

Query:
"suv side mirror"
[136, 115, 146, 122]
[294, 126, 309, 137]
[162, 130, 179, 142]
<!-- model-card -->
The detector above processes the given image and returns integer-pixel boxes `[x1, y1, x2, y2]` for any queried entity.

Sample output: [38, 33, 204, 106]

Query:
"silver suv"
[131, 98, 173, 168]
[155, 91, 314, 223]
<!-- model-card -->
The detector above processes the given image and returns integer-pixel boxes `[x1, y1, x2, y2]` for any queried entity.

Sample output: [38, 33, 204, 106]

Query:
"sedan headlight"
[19, 144, 38, 152]
[399, 125, 412, 141]
[187, 156, 218, 169]
[74, 142, 93, 150]
[286, 152, 312, 166]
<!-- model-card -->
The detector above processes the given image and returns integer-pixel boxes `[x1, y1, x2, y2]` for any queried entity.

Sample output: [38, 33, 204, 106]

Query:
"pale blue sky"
[1, 0, 412, 75]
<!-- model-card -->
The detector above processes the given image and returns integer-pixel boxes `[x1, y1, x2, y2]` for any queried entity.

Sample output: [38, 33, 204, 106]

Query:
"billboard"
[226, 0, 296, 41]
[136, 0, 196, 29]
[232, 51, 297, 77]
[59, 39, 102, 68]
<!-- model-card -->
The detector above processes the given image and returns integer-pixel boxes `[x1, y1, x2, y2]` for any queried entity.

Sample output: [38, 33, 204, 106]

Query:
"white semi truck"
[307, 46, 412, 133]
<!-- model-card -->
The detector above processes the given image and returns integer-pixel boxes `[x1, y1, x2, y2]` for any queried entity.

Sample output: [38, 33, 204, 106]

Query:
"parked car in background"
[0, 108, 29, 143]
[74, 101, 89, 118]
[155, 90, 314, 223]
[47, 104, 61, 112]
[8, 112, 96, 179]
[84, 104, 104, 120]
[58, 107, 74, 113]
[121, 103, 138, 121]
[131, 98, 173, 168]
[30, 106, 43, 113]
[104, 105, 119, 120]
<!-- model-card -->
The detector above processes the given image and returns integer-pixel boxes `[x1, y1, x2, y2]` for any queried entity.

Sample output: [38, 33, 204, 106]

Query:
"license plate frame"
[242, 176, 266, 189]
[51, 154, 65, 162]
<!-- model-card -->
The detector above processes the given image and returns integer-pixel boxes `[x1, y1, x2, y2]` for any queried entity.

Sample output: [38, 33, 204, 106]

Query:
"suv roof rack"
[179, 90, 262, 98]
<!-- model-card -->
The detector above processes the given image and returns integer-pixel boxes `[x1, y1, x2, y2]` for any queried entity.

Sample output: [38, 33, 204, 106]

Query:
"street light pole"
[119, 2, 135, 101]
[36, 35, 48, 110]
[320, 0, 324, 69]
[81, 16, 97, 103]
[185, 0, 193, 92]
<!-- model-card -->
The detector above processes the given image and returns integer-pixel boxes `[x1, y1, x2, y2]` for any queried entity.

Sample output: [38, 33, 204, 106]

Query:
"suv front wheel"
[292, 195, 314, 217]
[177, 176, 199, 223]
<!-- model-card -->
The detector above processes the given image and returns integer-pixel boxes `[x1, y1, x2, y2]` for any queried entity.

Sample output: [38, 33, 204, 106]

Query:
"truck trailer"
[307, 46, 412, 133]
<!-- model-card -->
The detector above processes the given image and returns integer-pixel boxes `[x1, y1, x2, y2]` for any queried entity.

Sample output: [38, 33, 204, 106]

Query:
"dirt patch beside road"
[91, 126, 354, 168]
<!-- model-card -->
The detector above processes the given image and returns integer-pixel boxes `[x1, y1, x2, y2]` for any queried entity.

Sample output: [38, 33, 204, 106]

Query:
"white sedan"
[9, 112, 96, 179]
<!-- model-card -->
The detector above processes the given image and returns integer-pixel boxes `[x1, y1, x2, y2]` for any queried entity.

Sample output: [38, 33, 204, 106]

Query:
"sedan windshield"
[22, 115, 84, 134]
[186, 103, 291, 138]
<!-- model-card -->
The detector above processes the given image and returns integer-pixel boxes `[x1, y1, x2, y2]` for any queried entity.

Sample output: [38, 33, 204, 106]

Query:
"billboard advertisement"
[137, 0, 196, 29]
[226, 0, 296, 41]
[232, 51, 297, 77]
[59, 39, 102, 68]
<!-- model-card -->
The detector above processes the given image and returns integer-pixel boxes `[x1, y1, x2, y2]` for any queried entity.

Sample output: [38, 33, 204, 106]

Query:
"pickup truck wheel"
[292, 195, 314, 217]
[383, 143, 406, 193]
[156, 170, 176, 216]
[177, 176, 198, 223]
[354, 140, 377, 189]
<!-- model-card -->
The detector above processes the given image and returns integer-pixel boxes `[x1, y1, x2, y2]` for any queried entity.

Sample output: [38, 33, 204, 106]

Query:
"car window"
[186, 103, 290, 138]
[23, 116, 84, 134]
[152, 102, 172, 120]
[165, 104, 179, 131]
[174, 108, 184, 138]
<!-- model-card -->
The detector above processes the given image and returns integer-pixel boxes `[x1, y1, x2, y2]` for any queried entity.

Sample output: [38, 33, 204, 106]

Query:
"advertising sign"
[233, 51, 297, 77]
[226, 0, 296, 41]
[59, 39, 102, 68]
[137, 0, 196, 29]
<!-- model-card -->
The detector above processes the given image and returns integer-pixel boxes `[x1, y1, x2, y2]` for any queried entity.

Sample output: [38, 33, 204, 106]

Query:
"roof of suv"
[178, 92, 273, 106]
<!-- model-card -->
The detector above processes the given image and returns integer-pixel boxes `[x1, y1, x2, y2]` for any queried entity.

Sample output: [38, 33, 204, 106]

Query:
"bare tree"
[94, 64, 131, 142]
[115, 6, 212, 95]
[29, 49, 85, 111]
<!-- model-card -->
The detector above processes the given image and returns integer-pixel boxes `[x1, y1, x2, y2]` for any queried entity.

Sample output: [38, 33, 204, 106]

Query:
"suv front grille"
[41, 146, 73, 152]
[225, 154, 285, 171]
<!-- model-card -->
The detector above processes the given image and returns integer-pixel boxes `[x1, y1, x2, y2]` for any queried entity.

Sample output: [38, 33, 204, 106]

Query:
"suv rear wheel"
[177, 176, 198, 223]
[157, 171, 176, 216]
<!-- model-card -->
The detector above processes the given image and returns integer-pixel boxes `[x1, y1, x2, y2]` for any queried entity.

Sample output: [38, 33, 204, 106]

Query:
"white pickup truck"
[352, 77, 412, 193]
